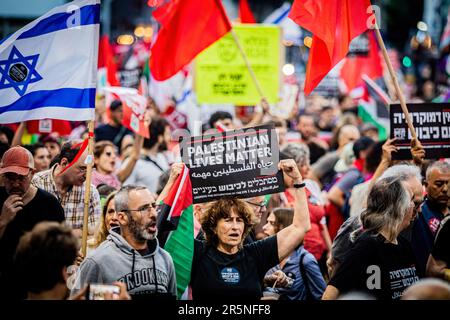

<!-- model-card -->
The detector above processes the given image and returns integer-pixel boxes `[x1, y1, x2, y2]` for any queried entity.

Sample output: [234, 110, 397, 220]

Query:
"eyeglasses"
[245, 201, 267, 209]
[124, 202, 157, 215]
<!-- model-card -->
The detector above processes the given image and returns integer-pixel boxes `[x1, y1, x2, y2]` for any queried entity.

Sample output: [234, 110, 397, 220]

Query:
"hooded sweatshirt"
[72, 228, 176, 297]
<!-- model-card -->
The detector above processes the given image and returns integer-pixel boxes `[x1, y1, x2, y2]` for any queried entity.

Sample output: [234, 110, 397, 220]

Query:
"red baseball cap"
[0, 146, 35, 175]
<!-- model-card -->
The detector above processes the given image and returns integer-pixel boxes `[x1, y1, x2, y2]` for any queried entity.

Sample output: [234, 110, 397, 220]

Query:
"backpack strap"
[298, 252, 313, 300]
[141, 155, 165, 172]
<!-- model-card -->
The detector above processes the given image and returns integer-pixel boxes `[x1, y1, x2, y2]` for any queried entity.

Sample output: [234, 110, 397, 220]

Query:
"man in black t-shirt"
[0, 146, 65, 298]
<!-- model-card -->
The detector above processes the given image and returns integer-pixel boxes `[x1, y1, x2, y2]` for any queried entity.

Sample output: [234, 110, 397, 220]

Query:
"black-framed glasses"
[245, 201, 267, 209]
[124, 202, 157, 214]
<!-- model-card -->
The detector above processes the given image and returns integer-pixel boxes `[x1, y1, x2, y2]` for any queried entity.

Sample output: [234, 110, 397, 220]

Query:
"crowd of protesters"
[0, 87, 450, 301]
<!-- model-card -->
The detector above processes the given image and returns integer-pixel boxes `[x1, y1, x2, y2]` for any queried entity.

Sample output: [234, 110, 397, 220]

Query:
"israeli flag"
[263, 2, 302, 46]
[0, 0, 100, 123]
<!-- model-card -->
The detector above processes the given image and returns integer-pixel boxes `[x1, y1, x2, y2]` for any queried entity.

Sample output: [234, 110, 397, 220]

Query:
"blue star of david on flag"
[0, 46, 43, 96]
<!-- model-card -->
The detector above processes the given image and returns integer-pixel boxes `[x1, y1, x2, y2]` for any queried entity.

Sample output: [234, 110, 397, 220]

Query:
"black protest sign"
[390, 103, 450, 160]
[180, 124, 285, 203]
[347, 32, 369, 57]
[118, 68, 140, 88]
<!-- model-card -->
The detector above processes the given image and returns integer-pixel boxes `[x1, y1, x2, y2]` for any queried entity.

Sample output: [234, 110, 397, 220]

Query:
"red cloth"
[26, 120, 72, 136]
[98, 35, 120, 86]
[285, 189, 327, 260]
[288, 0, 372, 95]
[239, 0, 256, 23]
[150, 0, 232, 81]
[340, 31, 383, 92]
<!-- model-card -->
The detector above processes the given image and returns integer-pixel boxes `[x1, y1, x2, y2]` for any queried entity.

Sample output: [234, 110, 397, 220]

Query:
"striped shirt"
[32, 165, 101, 232]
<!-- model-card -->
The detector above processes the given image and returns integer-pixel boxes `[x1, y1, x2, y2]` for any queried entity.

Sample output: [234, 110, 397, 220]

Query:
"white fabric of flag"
[0, 0, 100, 123]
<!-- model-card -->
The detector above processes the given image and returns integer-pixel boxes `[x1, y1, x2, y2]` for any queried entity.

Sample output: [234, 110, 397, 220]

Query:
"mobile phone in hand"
[87, 283, 120, 300]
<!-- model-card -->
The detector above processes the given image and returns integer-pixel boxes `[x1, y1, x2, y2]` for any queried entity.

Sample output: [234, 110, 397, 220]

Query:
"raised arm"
[155, 163, 185, 204]
[11, 122, 26, 147]
[117, 134, 144, 183]
[276, 159, 311, 261]
[245, 97, 270, 128]
[368, 138, 398, 191]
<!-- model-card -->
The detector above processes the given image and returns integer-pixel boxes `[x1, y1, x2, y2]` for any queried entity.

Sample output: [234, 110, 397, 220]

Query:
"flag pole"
[81, 120, 95, 256]
[373, 20, 418, 140]
[229, 29, 266, 100]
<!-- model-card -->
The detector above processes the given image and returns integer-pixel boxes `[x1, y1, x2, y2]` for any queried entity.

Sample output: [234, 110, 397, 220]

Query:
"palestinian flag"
[358, 74, 391, 140]
[158, 164, 194, 299]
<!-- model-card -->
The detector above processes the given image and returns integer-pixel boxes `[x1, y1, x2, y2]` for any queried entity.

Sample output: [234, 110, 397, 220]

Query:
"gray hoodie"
[72, 228, 176, 297]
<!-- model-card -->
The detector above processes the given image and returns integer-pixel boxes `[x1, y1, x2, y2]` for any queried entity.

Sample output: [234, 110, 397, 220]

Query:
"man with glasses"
[72, 185, 176, 298]
[0, 146, 64, 299]
[32, 141, 101, 237]
[245, 196, 268, 242]
[411, 161, 450, 276]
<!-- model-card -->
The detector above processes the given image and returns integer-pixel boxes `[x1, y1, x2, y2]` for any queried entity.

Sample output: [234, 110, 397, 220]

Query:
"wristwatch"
[293, 182, 306, 189]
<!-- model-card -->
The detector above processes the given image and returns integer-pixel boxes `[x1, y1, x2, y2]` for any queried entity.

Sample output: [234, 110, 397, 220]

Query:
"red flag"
[289, 0, 372, 95]
[27, 119, 72, 135]
[150, 0, 232, 81]
[239, 0, 256, 23]
[122, 100, 150, 139]
[158, 164, 193, 232]
[340, 31, 383, 92]
[98, 35, 120, 86]
[104, 87, 150, 138]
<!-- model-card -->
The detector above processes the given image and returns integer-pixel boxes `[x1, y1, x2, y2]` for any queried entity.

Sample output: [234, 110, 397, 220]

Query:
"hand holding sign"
[411, 138, 425, 166]
[381, 138, 398, 164]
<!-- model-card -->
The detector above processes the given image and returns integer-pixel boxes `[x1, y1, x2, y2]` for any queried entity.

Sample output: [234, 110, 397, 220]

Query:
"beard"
[128, 217, 157, 241]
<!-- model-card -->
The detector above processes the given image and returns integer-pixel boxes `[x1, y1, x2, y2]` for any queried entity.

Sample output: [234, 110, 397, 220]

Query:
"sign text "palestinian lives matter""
[180, 124, 284, 203]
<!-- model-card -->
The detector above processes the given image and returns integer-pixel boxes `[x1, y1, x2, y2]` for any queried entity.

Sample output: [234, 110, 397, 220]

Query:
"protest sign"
[347, 32, 370, 57]
[194, 25, 282, 105]
[390, 103, 450, 159]
[180, 124, 285, 203]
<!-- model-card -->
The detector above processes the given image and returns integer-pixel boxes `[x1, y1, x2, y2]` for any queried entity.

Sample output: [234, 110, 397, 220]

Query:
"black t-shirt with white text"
[190, 235, 279, 300]
[329, 232, 419, 300]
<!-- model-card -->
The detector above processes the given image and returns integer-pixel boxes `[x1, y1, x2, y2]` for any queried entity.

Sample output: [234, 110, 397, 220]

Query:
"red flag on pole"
[340, 31, 383, 92]
[98, 35, 120, 86]
[289, 0, 373, 95]
[239, 0, 256, 23]
[150, 0, 232, 81]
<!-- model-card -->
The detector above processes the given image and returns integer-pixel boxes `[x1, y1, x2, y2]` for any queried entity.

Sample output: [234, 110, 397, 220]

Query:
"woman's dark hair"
[23, 143, 46, 157]
[365, 141, 384, 173]
[0, 142, 10, 159]
[200, 198, 255, 248]
[52, 141, 82, 165]
[14, 222, 78, 294]
[93, 140, 116, 169]
[0, 126, 14, 145]
[352, 136, 375, 159]
[143, 117, 169, 149]
[272, 208, 294, 232]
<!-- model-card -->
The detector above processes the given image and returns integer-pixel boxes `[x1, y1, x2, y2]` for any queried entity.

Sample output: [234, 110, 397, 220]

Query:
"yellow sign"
[194, 25, 282, 105]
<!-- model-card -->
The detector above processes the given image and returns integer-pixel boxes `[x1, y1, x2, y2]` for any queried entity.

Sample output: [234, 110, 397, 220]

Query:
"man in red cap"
[0, 146, 64, 299]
